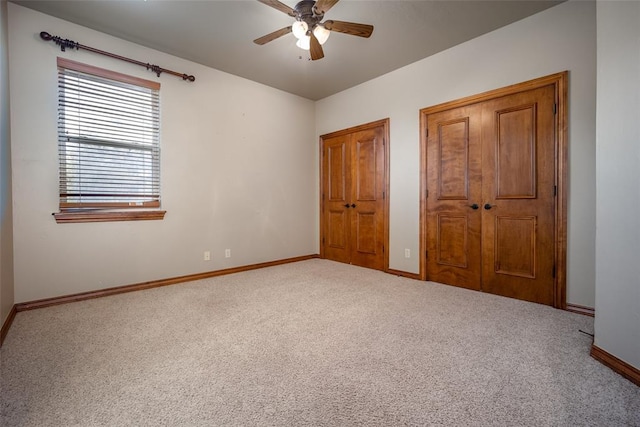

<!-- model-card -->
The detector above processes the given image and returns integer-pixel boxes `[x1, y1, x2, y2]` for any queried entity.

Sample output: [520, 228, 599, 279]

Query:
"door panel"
[495, 105, 537, 199]
[494, 215, 537, 278]
[438, 119, 470, 200]
[327, 143, 347, 201]
[426, 105, 482, 290]
[355, 136, 377, 201]
[355, 211, 377, 254]
[436, 214, 469, 268]
[481, 85, 556, 305]
[328, 210, 348, 249]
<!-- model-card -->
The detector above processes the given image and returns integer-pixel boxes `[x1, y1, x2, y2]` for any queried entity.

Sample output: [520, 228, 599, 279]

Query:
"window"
[54, 58, 164, 223]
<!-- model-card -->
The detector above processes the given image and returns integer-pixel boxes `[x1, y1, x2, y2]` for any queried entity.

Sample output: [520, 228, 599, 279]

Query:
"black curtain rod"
[40, 31, 195, 82]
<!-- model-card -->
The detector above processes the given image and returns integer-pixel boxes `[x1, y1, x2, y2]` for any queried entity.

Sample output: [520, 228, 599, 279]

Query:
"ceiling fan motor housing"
[294, 0, 323, 29]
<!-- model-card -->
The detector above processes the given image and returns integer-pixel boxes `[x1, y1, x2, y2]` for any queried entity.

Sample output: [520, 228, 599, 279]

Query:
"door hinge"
[553, 103, 557, 115]
[554, 185, 557, 196]
[383, 245, 385, 253]
[426, 128, 429, 137]
[552, 264, 556, 278]
[322, 237, 325, 245]
[425, 250, 428, 258]
[425, 190, 429, 199]
[383, 191, 385, 199]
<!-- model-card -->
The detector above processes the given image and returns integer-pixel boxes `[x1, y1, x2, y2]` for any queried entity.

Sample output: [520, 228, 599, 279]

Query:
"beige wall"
[594, 0, 640, 369]
[8, 3, 317, 303]
[1, 0, 14, 327]
[315, 0, 597, 308]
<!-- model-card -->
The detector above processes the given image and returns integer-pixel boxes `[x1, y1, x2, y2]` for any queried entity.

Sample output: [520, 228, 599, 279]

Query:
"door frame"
[419, 72, 568, 309]
[319, 118, 391, 272]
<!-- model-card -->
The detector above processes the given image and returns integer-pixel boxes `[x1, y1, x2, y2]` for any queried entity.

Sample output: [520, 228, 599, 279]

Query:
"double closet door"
[424, 84, 557, 305]
[320, 119, 389, 271]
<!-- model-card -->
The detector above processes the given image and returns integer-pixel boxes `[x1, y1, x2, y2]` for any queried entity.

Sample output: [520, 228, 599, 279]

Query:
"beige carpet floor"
[1, 259, 638, 426]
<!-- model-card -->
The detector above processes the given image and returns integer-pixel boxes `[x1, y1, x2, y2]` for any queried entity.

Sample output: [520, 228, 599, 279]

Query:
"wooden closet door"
[321, 134, 351, 264]
[424, 83, 559, 305]
[320, 120, 388, 272]
[349, 126, 386, 270]
[426, 104, 483, 290]
[480, 85, 557, 305]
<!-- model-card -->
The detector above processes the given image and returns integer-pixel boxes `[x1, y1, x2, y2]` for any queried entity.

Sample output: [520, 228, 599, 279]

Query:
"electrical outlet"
[405, 248, 411, 258]
[204, 251, 211, 261]
[225, 249, 231, 258]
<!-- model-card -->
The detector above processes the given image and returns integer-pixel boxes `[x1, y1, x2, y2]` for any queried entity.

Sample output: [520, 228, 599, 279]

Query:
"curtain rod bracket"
[40, 31, 195, 82]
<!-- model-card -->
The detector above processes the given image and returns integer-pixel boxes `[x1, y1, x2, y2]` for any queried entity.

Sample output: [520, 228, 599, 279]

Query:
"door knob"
[344, 204, 350, 208]
[469, 204, 479, 210]
[351, 204, 356, 208]
[484, 203, 496, 210]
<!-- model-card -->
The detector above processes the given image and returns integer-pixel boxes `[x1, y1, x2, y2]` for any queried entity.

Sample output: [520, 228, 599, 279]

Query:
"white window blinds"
[57, 58, 160, 210]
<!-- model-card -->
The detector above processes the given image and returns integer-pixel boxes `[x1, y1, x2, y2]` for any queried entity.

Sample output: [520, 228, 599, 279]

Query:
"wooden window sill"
[53, 210, 166, 224]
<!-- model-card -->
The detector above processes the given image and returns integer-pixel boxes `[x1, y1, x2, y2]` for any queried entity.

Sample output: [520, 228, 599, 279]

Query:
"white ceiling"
[14, 0, 563, 100]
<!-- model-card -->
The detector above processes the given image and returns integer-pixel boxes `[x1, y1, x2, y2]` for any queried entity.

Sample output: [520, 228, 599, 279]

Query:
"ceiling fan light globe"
[291, 21, 308, 39]
[313, 24, 330, 45]
[296, 35, 311, 50]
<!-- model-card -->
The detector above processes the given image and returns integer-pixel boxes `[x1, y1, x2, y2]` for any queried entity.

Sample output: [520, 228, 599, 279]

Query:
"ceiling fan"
[254, 0, 374, 61]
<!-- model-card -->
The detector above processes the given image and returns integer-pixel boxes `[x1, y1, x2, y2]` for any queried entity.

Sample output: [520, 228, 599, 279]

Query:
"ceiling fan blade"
[253, 26, 293, 45]
[324, 20, 374, 38]
[257, 0, 296, 17]
[314, 0, 340, 15]
[309, 31, 324, 61]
